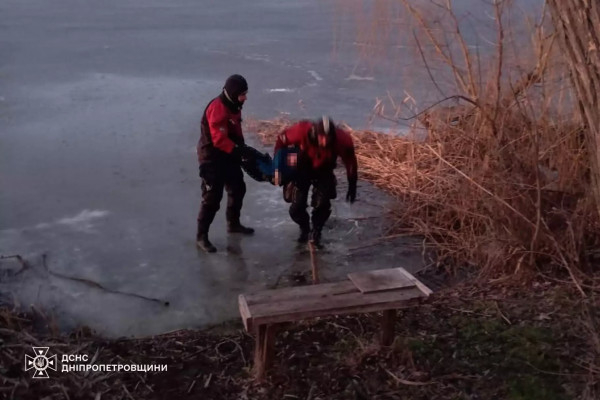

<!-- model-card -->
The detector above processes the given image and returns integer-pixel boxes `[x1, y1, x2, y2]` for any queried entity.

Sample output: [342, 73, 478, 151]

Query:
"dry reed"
[247, 105, 595, 281]
[245, 1, 600, 285]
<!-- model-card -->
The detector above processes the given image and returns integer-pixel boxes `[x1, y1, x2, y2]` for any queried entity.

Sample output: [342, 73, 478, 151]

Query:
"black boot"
[297, 226, 310, 243]
[227, 222, 255, 235]
[309, 229, 323, 249]
[196, 233, 217, 253]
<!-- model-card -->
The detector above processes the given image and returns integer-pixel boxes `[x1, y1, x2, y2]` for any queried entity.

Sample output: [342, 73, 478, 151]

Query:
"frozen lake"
[1, 0, 543, 337]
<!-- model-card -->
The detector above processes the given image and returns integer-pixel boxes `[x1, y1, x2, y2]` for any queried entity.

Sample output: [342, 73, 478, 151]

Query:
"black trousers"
[285, 169, 336, 233]
[197, 162, 246, 236]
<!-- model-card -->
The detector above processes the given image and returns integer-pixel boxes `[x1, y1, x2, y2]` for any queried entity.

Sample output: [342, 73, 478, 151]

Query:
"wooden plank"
[248, 287, 425, 328]
[348, 268, 415, 293]
[238, 295, 252, 331]
[250, 286, 423, 317]
[398, 268, 433, 296]
[380, 309, 396, 346]
[243, 281, 358, 306]
[250, 298, 420, 330]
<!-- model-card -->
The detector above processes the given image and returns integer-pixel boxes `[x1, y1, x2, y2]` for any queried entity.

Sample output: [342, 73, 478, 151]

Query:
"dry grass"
[246, 3, 600, 394]
[246, 105, 596, 284]
[248, 3, 600, 393]
[245, 100, 600, 398]
[2, 280, 595, 399]
[247, 1, 600, 289]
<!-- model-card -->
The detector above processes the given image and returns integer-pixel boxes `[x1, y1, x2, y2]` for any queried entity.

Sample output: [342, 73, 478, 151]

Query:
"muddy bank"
[1, 275, 593, 400]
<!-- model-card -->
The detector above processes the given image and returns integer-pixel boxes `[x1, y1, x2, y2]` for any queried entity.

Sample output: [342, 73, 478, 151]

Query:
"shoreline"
[1, 273, 592, 399]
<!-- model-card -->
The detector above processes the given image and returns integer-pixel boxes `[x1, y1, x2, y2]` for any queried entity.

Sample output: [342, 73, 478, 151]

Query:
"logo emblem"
[24, 347, 57, 378]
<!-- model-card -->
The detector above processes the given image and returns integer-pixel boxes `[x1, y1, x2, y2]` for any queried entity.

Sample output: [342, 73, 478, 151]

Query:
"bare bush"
[328, 2, 600, 283]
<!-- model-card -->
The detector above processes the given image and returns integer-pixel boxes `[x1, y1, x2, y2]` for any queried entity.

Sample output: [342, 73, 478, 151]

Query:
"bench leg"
[380, 309, 396, 346]
[253, 324, 277, 380]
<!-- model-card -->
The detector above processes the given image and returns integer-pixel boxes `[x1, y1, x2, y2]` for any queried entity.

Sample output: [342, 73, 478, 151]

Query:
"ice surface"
[5, 0, 533, 337]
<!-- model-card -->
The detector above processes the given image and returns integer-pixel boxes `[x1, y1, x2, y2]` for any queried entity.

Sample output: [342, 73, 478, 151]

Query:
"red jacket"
[274, 120, 358, 181]
[197, 95, 244, 163]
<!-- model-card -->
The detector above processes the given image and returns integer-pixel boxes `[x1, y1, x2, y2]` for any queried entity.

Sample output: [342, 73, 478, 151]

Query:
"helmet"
[309, 115, 336, 147]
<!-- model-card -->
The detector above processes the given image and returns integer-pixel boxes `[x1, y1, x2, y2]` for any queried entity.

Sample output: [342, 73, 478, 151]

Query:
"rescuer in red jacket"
[274, 116, 358, 248]
[196, 74, 254, 253]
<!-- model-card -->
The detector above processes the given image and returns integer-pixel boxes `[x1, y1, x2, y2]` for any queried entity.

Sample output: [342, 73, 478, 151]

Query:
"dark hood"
[221, 74, 248, 112]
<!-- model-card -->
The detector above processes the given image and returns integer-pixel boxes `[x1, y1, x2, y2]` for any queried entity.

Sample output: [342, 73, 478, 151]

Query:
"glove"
[346, 176, 357, 203]
[241, 145, 254, 161]
[231, 144, 251, 162]
[231, 144, 242, 159]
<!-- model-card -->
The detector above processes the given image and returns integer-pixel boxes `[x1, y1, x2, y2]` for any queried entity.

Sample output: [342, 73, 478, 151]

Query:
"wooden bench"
[238, 267, 432, 379]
